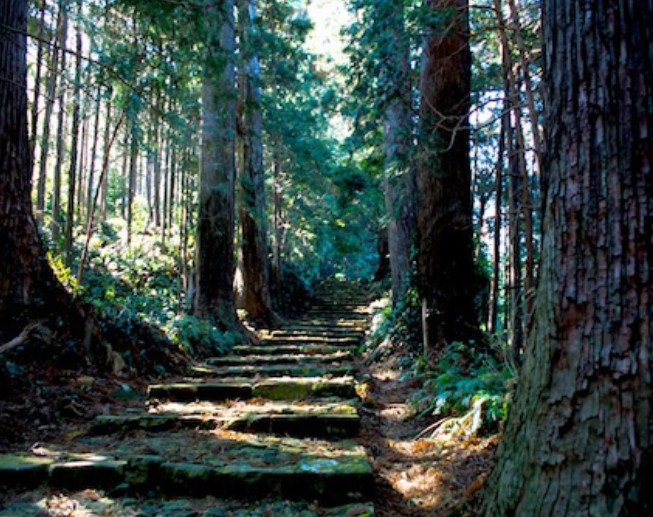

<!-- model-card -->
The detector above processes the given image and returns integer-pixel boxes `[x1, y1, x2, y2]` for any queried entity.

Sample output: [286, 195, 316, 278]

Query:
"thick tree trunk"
[481, 2, 653, 514]
[194, 0, 241, 331]
[237, 0, 277, 327]
[0, 0, 84, 340]
[417, 0, 479, 354]
[381, 0, 416, 307]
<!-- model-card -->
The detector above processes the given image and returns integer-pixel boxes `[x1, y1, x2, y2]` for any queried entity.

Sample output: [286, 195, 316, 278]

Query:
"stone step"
[90, 400, 360, 438]
[0, 432, 373, 502]
[259, 336, 361, 346]
[0, 495, 375, 517]
[148, 376, 357, 402]
[205, 351, 352, 367]
[272, 326, 365, 336]
[191, 363, 354, 379]
[232, 344, 356, 356]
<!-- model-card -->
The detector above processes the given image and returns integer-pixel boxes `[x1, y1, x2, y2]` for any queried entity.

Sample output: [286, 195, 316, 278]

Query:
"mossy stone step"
[0, 494, 375, 517]
[90, 406, 360, 438]
[148, 377, 356, 402]
[205, 351, 352, 367]
[191, 363, 354, 379]
[232, 344, 355, 356]
[0, 434, 373, 503]
[259, 336, 360, 346]
[271, 328, 364, 337]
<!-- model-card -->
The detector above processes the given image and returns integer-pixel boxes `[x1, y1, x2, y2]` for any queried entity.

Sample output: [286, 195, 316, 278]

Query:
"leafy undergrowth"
[358, 289, 515, 515]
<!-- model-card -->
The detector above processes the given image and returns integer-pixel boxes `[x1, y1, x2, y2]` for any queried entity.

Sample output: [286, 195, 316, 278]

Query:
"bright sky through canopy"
[306, 0, 352, 67]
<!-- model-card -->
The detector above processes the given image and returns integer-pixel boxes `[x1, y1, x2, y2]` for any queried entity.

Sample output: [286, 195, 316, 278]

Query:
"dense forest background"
[15, 0, 542, 355]
[1, 0, 651, 514]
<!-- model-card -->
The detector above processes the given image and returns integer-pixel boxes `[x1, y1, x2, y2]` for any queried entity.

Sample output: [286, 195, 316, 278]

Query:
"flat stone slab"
[91, 400, 360, 438]
[0, 433, 373, 502]
[148, 377, 357, 402]
[259, 336, 361, 346]
[0, 492, 375, 517]
[191, 363, 354, 379]
[205, 351, 352, 367]
[232, 344, 356, 356]
[148, 381, 252, 402]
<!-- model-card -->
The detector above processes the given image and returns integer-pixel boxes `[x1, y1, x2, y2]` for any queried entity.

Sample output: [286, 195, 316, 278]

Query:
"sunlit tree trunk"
[64, 2, 82, 266]
[417, 0, 479, 354]
[381, 0, 416, 307]
[482, 2, 653, 514]
[35, 0, 65, 217]
[195, 0, 241, 331]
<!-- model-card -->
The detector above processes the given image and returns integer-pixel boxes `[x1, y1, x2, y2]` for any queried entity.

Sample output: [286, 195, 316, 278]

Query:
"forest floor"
[0, 282, 499, 516]
[357, 351, 499, 516]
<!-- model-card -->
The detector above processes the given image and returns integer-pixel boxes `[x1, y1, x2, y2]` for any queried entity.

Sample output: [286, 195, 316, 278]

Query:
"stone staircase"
[0, 281, 375, 515]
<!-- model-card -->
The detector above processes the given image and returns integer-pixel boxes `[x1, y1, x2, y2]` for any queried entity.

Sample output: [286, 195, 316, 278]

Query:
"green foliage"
[410, 341, 515, 434]
[165, 314, 235, 357]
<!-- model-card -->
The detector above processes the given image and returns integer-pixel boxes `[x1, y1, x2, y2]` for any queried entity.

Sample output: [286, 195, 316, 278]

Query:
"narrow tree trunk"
[35, 0, 65, 217]
[127, 124, 138, 245]
[100, 94, 112, 221]
[86, 86, 102, 226]
[372, 227, 390, 282]
[64, 4, 82, 266]
[417, 0, 479, 354]
[51, 41, 67, 245]
[29, 0, 47, 175]
[272, 155, 283, 287]
[487, 91, 506, 334]
[482, 2, 653, 514]
[237, 0, 277, 327]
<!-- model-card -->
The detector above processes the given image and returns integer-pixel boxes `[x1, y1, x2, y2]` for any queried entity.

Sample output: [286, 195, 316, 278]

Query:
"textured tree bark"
[0, 0, 83, 339]
[194, 0, 241, 331]
[237, 0, 278, 327]
[381, 0, 416, 307]
[481, 2, 653, 514]
[417, 0, 479, 354]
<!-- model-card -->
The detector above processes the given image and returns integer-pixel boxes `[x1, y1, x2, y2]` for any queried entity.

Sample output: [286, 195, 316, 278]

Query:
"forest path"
[0, 281, 376, 516]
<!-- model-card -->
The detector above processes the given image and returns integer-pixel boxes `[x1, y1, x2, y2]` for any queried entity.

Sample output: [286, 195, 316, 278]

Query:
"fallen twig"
[0, 322, 43, 354]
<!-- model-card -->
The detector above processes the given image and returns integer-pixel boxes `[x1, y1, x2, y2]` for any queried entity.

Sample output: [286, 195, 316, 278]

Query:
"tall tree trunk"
[35, 0, 65, 217]
[100, 95, 112, 221]
[237, 0, 277, 327]
[64, 3, 82, 266]
[127, 123, 138, 245]
[272, 154, 283, 287]
[481, 2, 653, 514]
[381, 0, 416, 307]
[417, 0, 479, 355]
[487, 86, 507, 335]
[29, 0, 47, 176]
[0, 0, 85, 341]
[194, 0, 241, 331]
[51, 39, 67, 246]
[86, 86, 102, 226]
